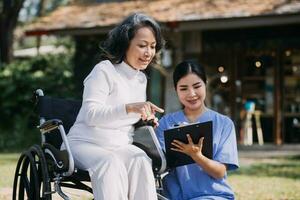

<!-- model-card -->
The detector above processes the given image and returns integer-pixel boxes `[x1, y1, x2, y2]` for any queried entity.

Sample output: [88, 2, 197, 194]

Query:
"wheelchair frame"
[12, 89, 168, 200]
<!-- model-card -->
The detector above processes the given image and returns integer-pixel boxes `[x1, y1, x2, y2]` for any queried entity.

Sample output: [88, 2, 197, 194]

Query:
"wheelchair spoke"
[22, 175, 30, 198]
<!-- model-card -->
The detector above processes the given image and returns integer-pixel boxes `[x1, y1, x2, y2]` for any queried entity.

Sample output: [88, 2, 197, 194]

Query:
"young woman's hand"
[126, 101, 164, 122]
[172, 135, 227, 179]
[171, 134, 204, 158]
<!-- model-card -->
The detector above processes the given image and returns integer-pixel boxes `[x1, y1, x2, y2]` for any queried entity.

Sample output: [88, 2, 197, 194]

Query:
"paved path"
[238, 144, 300, 167]
[238, 144, 300, 158]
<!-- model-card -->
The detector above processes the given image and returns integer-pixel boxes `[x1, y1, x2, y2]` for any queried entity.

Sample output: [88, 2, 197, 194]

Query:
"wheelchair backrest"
[36, 95, 82, 148]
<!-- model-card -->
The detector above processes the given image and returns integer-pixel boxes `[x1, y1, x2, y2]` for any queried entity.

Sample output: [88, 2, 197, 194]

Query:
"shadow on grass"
[230, 156, 300, 179]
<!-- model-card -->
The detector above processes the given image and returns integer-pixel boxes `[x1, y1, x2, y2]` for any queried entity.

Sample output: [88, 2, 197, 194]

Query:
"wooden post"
[274, 48, 283, 145]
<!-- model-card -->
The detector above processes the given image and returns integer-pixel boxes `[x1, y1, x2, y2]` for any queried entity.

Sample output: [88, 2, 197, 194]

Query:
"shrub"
[0, 54, 76, 151]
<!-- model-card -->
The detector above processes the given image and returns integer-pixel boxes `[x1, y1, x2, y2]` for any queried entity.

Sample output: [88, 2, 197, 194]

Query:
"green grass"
[0, 153, 20, 188]
[1, 153, 300, 200]
[228, 155, 300, 200]
[0, 153, 93, 200]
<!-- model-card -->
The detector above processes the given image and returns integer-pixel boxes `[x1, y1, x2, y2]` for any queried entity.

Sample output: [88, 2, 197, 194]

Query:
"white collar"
[116, 61, 141, 79]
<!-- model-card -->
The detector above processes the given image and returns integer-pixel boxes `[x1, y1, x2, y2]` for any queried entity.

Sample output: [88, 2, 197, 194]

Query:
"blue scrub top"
[155, 109, 239, 200]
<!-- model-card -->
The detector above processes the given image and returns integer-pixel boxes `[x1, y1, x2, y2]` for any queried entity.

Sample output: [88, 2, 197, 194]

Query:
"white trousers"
[69, 141, 158, 200]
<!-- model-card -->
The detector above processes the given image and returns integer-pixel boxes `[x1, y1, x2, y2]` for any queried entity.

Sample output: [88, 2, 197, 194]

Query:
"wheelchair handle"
[145, 119, 156, 127]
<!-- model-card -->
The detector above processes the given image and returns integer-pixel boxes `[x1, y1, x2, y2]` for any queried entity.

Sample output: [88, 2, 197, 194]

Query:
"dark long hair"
[100, 13, 164, 64]
[173, 60, 207, 88]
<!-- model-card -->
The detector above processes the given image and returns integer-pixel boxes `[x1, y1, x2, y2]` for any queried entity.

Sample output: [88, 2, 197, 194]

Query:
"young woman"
[65, 13, 164, 200]
[155, 60, 239, 200]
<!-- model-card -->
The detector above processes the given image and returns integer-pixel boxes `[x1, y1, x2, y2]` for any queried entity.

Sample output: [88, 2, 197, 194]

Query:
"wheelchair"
[12, 89, 168, 200]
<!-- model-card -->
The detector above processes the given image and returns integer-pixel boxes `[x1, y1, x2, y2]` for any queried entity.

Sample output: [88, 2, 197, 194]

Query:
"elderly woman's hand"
[126, 101, 164, 122]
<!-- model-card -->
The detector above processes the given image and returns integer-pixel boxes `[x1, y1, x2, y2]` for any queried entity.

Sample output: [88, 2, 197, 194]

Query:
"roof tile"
[25, 0, 300, 34]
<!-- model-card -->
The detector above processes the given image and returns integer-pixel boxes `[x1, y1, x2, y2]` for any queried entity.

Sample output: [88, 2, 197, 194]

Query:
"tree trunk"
[0, 22, 13, 65]
[0, 0, 25, 65]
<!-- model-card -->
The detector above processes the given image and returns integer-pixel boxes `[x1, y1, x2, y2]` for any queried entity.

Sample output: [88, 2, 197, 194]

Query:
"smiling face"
[124, 26, 156, 70]
[176, 73, 206, 113]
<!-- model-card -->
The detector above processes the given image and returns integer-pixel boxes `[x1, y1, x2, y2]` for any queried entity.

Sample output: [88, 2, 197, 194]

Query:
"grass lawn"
[0, 153, 93, 200]
[1, 153, 300, 200]
[0, 153, 20, 200]
[229, 155, 300, 200]
[0, 153, 19, 188]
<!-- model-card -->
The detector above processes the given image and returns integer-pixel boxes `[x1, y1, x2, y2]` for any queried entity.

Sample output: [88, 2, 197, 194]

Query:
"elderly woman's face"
[124, 26, 156, 70]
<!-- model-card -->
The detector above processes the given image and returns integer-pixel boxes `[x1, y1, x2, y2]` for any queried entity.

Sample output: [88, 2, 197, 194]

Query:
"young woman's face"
[125, 26, 156, 70]
[176, 73, 206, 112]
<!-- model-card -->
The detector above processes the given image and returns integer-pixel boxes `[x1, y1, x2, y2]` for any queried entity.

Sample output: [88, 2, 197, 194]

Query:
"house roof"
[25, 0, 300, 35]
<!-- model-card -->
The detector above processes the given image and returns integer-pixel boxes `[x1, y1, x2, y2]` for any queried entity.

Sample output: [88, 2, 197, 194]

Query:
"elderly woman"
[65, 13, 164, 200]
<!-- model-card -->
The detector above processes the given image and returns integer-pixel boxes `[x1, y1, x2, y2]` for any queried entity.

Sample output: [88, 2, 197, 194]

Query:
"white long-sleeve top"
[67, 60, 147, 148]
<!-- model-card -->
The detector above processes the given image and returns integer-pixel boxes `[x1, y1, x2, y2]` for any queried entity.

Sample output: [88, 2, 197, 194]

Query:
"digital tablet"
[164, 121, 213, 168]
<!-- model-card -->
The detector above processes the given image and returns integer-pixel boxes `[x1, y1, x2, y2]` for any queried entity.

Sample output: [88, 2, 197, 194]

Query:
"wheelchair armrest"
[56, 124, 75, 177]
[38, 119, 75, 177]
[38, 119, 63, 134]
[43, 143, 69, 172]
[133, 126, 167, 174]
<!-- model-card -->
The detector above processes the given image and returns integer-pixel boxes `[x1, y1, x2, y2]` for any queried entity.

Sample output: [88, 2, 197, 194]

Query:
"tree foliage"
[0, 0, 71, 65]
[0, 53, 76, 151]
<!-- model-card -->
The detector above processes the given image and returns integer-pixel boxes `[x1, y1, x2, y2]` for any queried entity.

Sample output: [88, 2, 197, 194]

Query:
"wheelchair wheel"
[12, 145, 52, 200]
[12, 150, 39, 200]
[12, 152, 26, 200]
[29, 145, 52, 200]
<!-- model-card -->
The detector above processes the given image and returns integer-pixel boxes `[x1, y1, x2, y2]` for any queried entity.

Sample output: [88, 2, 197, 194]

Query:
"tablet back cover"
[164, 121, 213, 168]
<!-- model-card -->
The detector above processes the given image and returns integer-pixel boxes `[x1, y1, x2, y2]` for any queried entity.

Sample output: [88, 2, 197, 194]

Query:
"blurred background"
[2, 0, 300, 151]
[1, 1, 300, 199]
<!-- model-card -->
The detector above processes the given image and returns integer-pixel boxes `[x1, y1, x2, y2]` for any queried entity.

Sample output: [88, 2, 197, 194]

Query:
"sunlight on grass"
[233, 156, 300, 179]
[228, 155, 300, 200]
[0, 153, 20, 188]
[229, 175, 300, 200]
